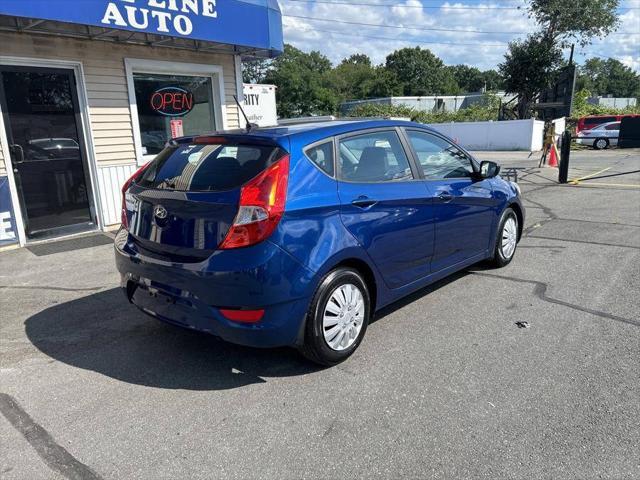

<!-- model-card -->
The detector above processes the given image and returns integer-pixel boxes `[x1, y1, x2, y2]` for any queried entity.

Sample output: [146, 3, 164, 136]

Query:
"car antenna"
[233, 94, 257, 133]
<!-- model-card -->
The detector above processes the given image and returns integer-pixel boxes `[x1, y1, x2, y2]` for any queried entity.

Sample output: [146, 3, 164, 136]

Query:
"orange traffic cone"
[547, 144, 559, 168]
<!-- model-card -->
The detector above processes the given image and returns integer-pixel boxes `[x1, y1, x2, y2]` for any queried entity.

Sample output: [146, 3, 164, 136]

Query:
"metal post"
[558, 130, 571, 184]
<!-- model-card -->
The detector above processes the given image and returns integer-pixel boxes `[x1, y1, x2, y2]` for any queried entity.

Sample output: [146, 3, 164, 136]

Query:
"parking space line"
[569, 182, 640, 189]
[569, 167, 612, 184]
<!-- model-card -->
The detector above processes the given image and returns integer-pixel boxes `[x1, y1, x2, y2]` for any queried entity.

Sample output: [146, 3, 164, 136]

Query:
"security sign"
[150, 86, 194, 117]
[0, 176, 17, 246]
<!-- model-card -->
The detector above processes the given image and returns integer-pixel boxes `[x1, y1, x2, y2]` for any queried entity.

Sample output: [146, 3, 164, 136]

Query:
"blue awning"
[0, 0, 283, 57]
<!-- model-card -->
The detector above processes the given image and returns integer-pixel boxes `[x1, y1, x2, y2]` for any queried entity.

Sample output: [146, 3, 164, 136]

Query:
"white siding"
[0, 32, 241, 168]
[1, 31, 242, 227]
[96, 164, 138, 226]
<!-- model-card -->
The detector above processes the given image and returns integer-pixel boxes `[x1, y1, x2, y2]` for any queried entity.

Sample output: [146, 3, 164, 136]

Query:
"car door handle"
[351, 196, 378, 209]
[437, 191, 453, 202]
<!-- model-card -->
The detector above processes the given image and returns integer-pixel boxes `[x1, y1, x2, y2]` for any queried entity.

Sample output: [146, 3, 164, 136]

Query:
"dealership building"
[0, 0, 283, 248]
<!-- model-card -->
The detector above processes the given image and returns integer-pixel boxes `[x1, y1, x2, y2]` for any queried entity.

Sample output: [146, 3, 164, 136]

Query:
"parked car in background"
[115, 119, 524, 365]
[576, 114, 639, 133]
[576, 121, 620, 149]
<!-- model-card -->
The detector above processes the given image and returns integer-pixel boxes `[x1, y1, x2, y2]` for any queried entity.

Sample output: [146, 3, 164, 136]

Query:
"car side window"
[605, 123, 620, 131]
[338, 130, 413, 182]
[305, 140, 334, 176]
[406, 130, 474, 180]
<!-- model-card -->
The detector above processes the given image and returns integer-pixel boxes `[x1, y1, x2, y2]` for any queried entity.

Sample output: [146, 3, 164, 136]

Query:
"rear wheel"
[488, 207, 519, 268]
[299, 268, 370, 366]
[594, 138, 609, 150]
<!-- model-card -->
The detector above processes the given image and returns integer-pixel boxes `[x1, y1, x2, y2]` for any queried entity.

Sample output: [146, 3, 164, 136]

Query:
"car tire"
[299, 268, 371, 366]
[488, 207, 519, 268]
[594, 138, 609, 150]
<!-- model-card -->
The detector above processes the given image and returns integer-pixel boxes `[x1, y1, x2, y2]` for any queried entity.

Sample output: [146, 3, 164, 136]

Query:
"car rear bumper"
[114, 228, 315, 348]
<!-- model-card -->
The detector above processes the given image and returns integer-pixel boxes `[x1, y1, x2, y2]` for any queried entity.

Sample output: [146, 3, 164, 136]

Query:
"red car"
[577, 114, 639, 133]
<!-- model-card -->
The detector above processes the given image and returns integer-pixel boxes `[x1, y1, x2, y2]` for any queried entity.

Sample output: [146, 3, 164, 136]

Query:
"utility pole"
[568, 43, 577, 116]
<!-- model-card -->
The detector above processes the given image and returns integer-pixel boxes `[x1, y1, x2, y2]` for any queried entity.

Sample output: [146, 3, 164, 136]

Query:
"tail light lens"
[121, 162, 150, 229]
[219, 154, 289, 249]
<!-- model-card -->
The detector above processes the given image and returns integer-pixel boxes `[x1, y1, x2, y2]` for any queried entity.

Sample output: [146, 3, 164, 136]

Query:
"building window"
[132, 73, 216, 156]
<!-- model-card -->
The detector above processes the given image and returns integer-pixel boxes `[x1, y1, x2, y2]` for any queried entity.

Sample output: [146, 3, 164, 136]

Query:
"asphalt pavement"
[1, 148, 639, 479]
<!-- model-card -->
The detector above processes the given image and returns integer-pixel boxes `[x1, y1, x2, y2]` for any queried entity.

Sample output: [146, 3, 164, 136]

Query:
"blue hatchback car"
[115, 119, 523, 365]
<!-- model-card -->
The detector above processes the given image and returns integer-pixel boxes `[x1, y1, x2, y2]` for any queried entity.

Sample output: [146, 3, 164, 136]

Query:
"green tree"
[576, 58, 640, 98]
[329, 54, 378, 100]
[501, 0, 621, 118]
[365, 67, 403, 98]
[499, 35, 563, 119]
[385, 47, 459, 96]
[481, 70, 505, 92]
[264, 44, 337, 117]
[242, 57, 271, 84]
[528, 0, 620, 46]
[449, 65, 483, 93]
[450, 66, 504, 93]
[329, 55, 403, 101]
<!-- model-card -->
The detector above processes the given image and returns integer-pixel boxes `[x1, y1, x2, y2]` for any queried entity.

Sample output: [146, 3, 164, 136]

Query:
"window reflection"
[133, 73, 215, 155]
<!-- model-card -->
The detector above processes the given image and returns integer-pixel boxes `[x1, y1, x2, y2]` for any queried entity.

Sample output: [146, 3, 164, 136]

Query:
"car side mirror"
[479, 161, 500, 179]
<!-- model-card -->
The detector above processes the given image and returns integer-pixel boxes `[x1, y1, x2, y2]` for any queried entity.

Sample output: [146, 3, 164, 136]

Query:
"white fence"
[428, 118, 545, 151]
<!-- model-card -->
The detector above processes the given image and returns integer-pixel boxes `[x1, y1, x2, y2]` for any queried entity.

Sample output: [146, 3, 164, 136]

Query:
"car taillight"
[219, 154, 289, 249]
[121, 162, 150, 229]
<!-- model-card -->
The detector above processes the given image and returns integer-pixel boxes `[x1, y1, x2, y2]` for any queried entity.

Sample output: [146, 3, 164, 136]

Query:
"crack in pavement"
[521, 196, 559, 237]
[470, 272, 639, 328]
[553, 218, 640, 228]
[0, 393, 103, 480]
[525, 235, 640, 250]
[0, 285, 106, 292]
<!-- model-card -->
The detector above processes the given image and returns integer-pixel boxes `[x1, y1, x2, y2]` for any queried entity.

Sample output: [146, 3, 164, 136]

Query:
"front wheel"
[488, 207, 519, 268]
[299, 268, 371, 366]
[594, 138, 609, 150]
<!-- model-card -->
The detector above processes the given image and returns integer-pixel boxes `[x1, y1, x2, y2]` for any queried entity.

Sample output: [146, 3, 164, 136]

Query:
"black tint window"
[585, 117, 615, 125]
[339, 131, 412, 182]
[305, 141, 334, 176]
[407, 130, 474, 179]
[139, 142, 282, 191]
[604, 123, 620, 130]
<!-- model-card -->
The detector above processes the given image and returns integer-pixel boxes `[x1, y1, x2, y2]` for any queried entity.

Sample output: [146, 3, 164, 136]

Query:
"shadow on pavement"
[372, 270, 469, 324]
[24, 270, 473, 391]
[24, 288, 321, 391]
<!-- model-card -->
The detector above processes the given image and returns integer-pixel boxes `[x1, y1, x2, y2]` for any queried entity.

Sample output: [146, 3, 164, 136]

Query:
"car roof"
[222, 119, 435, 140]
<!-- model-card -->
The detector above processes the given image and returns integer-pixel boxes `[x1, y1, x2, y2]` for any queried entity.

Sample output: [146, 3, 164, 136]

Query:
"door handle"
[9, 144, 25, 164]
[437, 191, 453, 202]
[351, 196, 378, 209]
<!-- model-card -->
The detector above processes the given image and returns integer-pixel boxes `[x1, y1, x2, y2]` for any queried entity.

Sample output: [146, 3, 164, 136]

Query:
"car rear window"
[138, 142, 284, 191]
[585, 117, 616, 125]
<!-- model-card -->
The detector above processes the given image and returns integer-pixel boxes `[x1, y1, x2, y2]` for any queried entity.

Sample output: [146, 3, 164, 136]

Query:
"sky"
[279, 0, 640, 72]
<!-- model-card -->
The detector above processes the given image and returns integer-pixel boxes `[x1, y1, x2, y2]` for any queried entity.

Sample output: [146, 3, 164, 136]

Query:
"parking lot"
[1, 149, 639, 479]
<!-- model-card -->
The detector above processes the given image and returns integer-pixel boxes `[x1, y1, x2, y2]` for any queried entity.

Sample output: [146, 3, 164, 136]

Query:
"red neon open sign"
[150, 86, 194, 117]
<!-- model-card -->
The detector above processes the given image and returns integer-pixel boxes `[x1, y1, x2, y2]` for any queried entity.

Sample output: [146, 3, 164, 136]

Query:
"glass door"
[0, 65, 94, 240]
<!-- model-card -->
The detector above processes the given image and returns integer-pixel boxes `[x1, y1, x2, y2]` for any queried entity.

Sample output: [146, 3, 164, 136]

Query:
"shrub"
[571, 89, 640, 118]
[345, 94, 501, 124]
